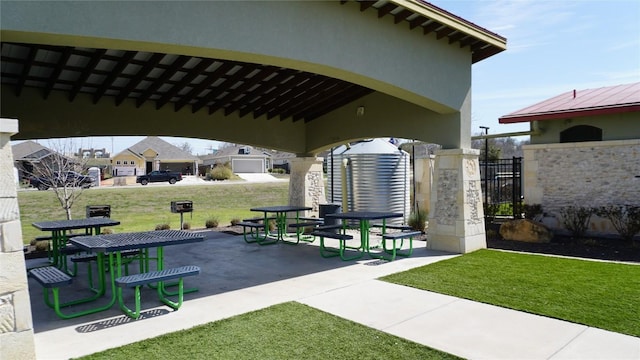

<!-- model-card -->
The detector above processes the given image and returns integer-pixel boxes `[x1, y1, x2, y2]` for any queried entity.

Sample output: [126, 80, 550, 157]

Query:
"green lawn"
[381, 249, 640, 337]
[19, 182, 289, 244]
[78, 302, 458, 360]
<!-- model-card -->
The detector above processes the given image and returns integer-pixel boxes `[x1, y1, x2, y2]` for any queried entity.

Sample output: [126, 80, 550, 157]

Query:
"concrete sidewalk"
[27, 231, 639, 359]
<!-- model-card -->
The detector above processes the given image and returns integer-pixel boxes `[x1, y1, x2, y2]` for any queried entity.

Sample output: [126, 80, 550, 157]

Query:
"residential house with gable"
[199, 144, 271, 174]
[12, 140, 74, 181]
[111, 136, 200, 176]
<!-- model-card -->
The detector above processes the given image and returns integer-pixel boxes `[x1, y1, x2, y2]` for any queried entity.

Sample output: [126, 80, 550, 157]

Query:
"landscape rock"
[499, 219, 553, 243]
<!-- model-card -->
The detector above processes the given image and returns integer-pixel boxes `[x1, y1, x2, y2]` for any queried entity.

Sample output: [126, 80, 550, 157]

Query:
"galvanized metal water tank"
[326, 139, 410, 224]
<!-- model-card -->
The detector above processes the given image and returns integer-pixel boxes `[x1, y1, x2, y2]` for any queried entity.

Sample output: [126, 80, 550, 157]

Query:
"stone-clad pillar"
[0, 118, 36, 359]
[288, 157, 326, 218]
[428, 148, 486, 253]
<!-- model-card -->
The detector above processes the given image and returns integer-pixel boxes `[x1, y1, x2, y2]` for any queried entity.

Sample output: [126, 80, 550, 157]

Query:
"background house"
[76, 147, 111, 179]
[111, 136, 200, 176]
[499, 82, 640, 235]
[199, 144, 271, 174]
[270, 150, 295, 173]
[12, 140, 76, 181]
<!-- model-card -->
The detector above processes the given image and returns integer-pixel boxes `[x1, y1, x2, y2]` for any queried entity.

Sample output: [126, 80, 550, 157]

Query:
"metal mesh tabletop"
[70, 230, 205, 252]
[32, 218, 120, 231]
[325, 212, 403, 221]
[250, 206, 312, 213]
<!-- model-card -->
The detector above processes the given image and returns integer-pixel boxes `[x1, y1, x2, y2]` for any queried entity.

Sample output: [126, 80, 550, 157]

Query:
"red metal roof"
[499, 82, 640, 123]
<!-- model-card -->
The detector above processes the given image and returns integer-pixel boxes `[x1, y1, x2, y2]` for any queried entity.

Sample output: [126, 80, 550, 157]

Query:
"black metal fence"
[480, 157, 523, 219]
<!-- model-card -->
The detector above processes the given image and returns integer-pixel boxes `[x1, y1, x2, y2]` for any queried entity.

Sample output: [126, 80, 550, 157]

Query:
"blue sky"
[435, 0, 640, 137]
[12, 1, 640, 155]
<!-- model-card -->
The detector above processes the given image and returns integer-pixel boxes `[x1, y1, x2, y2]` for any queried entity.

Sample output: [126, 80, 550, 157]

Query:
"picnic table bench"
[28, 266, 100, 319]
[115, 265, 200, 319]
[310, 230, 359, 261]
[379, 230, 421, 261]
[237, 221, 276, 244]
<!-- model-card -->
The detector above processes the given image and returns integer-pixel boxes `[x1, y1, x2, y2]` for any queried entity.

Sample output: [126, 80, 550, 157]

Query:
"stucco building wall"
[531, 112, 640, 145]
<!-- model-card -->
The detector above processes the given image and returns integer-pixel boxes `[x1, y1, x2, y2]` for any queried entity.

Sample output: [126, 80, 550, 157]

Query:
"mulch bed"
[487, 234, 640, 263]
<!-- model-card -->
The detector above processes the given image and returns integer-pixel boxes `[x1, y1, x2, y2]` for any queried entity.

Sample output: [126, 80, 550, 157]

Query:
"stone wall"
[0, 118, 37, 359]
[523, 139, 640, 234]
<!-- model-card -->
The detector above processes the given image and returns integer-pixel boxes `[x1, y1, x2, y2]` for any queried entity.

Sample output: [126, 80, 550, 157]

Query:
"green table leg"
[145, 247, 199, 296]
[45, 252, 116, 319]
[255, 212, 278, 245]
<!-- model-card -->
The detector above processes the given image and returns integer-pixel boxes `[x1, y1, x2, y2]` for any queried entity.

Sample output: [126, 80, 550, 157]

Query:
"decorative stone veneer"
[523, 139, 640, 234]
[288, 157, 327, 217]
[428, 148, 486, 253]
[0, 118, 36, 359]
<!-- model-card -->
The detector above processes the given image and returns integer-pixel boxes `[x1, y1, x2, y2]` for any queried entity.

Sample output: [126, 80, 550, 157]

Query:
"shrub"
[483, 203, 500, 220]
[559, 206, 593, 238]
[596, 205, 640, 244]
[208, 165, 233, 181]
[408, 210, 427, 232]
[35, 240, 49, 252]
[230, 218, 241, 226]
[182, 222, 191, 230]
[205, 217, 219, 228]
[523, 204, 543, 221]
[155, 223, 171, 230]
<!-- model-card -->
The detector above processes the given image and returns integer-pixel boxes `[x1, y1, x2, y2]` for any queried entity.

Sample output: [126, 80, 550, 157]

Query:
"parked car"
[136, 170, 183, 185]
[29, 171, 95, 190]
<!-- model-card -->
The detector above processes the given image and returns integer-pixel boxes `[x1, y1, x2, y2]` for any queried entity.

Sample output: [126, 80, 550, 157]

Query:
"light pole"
[479, 126, 490, 208]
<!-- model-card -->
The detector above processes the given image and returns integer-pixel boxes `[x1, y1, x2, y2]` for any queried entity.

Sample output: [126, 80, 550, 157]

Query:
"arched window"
[560, 125, 602, 143]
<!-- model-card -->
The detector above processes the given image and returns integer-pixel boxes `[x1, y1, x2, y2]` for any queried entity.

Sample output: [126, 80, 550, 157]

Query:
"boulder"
[499, 219, 553, 243]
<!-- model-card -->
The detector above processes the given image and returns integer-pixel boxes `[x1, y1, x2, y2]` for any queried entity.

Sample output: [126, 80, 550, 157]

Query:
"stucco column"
[0, 118, 37, 359]
[428, 148, 486, 253]
[288, 157, 326, 217]
[414, 154, 434, 217]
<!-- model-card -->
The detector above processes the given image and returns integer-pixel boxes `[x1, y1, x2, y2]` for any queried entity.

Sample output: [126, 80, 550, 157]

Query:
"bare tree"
[175, 141, 194, 154]
[22, 140, 94, 220]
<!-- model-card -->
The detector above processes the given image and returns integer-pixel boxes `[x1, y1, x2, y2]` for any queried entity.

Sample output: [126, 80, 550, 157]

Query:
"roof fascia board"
[391, 0, 507, 49]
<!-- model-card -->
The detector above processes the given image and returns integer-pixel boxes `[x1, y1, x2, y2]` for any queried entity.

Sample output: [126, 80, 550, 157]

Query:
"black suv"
[29, 171, 95, 190]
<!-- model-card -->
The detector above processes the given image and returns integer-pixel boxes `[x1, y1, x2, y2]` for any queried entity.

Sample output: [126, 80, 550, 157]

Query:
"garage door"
[232, 159, 264, 173]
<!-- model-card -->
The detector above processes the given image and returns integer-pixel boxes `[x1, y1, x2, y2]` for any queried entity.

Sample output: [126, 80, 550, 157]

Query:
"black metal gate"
[480, 157, 523, 219]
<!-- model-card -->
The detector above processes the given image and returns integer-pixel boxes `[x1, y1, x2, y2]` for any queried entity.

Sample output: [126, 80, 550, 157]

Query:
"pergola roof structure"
[1, 1, 505, 125]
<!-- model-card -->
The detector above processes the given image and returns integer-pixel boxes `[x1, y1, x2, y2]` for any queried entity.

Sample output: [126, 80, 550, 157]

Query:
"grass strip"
[78, 302, 459, 360]
[381, 249, 640, 337]
[19, 182, 289, 244]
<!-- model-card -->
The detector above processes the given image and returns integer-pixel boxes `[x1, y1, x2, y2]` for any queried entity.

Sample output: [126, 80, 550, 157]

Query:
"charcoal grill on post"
[86, 205, 111, 218]
[171, 201, 193, 230]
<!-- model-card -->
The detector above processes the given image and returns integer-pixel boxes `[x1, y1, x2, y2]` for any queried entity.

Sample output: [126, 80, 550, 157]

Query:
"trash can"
[319, 203, 341, 233]
[88, 167, 101, 187]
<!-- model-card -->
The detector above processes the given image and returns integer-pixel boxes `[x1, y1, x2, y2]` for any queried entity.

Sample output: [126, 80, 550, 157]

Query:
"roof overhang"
[383, 0, 507, 63]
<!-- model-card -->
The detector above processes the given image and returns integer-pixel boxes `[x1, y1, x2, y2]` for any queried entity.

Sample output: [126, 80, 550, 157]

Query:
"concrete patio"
[26, 231, 639, 359]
